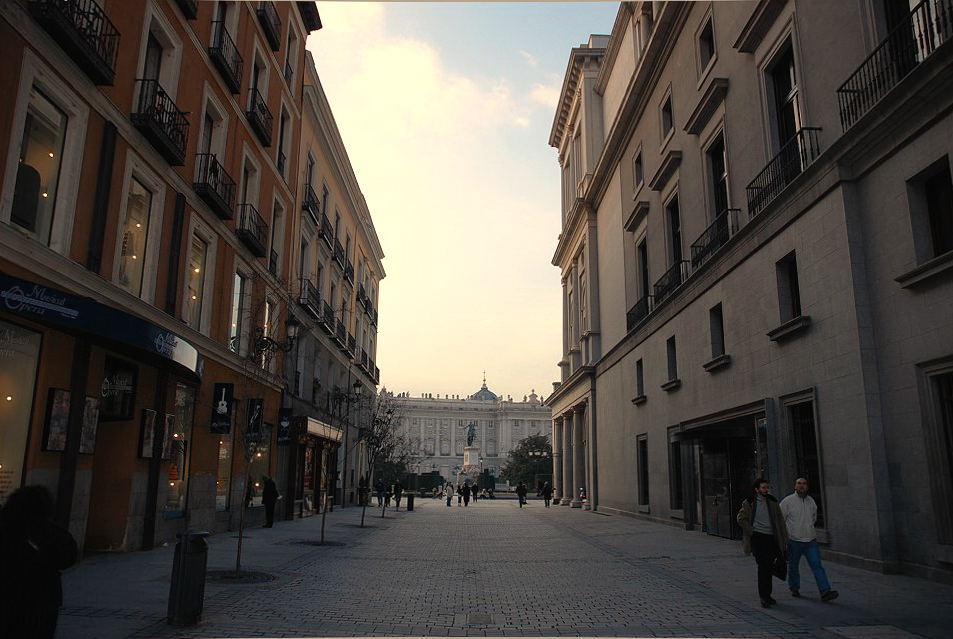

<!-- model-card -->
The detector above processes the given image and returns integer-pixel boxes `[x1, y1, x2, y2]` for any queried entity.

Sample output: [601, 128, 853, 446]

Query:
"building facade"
[548, 0, 953, 581]
[390, 381, 552, 484]
[0, 0, 382, 552]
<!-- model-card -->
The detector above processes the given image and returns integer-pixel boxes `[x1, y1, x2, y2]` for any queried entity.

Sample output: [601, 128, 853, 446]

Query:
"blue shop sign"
[0, 272, 202, 378]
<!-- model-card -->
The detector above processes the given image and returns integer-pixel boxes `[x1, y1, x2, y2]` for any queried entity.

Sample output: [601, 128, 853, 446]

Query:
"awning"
[303, 417, 343, 443]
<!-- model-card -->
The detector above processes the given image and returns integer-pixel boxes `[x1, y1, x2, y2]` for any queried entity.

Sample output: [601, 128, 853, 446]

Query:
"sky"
[305, 2, 619, 401]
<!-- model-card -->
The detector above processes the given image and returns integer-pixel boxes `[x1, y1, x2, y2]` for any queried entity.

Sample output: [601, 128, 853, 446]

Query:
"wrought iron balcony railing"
[256, 2, 281, 51]
[236, 203, 268, 257]
[347, 333, 357, 357]
[209, 21, 243, 94]
[269, 249, 278, 276]
[246, 87, 273, 146]
[690, 208, 742, 269]
[653, 260, 690, 307]
[320, 214, 334, 247]
[334, 319, 347, 346]
[345, 259, 355, 284]
[321, 301, 334, 333]
[838, 0, 953, 131]
[193, 153, 235, 219]
[745, 127, 822, 218]
[29, 0, 119, 85]
[174, 0, 197, 19]
[360, 348, 369, 370]
[626, 295, 653, 332]
[373, 365, 380, 384]
[298, 278, 321, 318]
[131, 79, 189, 166]
[358, 285, 368, 310]
[333, 239, 346, 268]
[302, 184, 320, 225]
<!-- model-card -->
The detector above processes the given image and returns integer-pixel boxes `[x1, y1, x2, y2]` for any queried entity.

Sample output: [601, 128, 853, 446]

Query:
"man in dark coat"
[393, 481, 403, 510]
[262, 475, 279, 527]
[737, 478, 789, 608]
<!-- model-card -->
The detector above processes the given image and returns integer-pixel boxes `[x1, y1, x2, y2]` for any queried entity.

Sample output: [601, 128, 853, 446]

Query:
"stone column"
[552, 417, 563, 502]
[561, 411, 573, 505]
[571, 403, 587, 508]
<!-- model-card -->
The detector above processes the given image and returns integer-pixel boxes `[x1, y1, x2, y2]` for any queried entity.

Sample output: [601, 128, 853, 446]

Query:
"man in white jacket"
[779, 477, 839, 602]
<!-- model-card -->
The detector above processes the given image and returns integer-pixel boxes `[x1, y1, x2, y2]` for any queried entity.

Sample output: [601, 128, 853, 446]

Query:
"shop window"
[788, 400, 825, 528]
[0, 320, 42, 502]
[216, 435, 232, 511]
[247, 422, 273, 507]
[637, 434, 649, 506]
[116, 177, 153, 297]
[776, 251, 802, 322]
[165, 383, 195, 516]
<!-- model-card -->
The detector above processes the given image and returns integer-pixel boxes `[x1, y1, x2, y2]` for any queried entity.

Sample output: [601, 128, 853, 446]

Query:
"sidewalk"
[56, 497, 953, 639]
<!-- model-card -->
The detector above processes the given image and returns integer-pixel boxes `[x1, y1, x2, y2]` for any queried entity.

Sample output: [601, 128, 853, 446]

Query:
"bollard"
[406, 493, 414, 511]
[167, 530, 210, 626]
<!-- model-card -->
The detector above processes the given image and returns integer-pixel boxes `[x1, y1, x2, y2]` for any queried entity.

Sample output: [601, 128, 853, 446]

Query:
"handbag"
[771, 551, 788, 581]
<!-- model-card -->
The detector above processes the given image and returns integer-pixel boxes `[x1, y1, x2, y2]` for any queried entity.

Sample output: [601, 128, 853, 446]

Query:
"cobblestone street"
[58, 498, 953, 639]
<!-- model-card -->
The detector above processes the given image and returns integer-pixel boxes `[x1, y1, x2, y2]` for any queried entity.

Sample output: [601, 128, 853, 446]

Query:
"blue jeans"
[788, 539, 831, 593]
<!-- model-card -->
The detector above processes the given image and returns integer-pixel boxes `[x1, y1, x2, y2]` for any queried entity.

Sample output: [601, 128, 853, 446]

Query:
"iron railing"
[298, 278, 321, 318]
[256, 1, 281, 51]
[321, 301, 335, 332]
[246, 87, 273, 146]
[653, 260, 689, 306]
[358, 285, 368, 310]
[131, 79, 189, 165]
[373, 365, 380, 384]
[334, 319, 347, 346]
[302, 184, 320, 225]
[690, 208, 742, 269]
[626, 295, 653, 332]
[347, 334, 357, 356]
[360, 348, 369, 370]
[28, 0, 119, 85]
[193, 153, 235, 219]
[210, 21, 243, 94]
[838, 0, 953, 131]
[345, 259, 354, 284]
[236, 203, 268, 257]
[269, 249, 278, 275]
[333, 239, 345, 268]
[320, 213, 334, 246]
[745, 127, 822, 218]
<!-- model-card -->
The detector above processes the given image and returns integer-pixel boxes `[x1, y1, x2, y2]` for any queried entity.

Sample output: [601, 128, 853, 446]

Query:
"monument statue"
[466, 423, 476, 446]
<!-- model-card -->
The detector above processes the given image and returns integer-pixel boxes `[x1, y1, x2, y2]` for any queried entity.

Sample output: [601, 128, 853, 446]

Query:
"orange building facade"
[0, 0, 382, 553]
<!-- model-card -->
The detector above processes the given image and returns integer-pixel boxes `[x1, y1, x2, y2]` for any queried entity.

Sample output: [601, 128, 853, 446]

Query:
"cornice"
[549, 46, 607, 149]
[733, 0, 789, 53]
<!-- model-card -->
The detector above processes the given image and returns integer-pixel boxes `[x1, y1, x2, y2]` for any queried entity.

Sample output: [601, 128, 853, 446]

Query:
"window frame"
[134, 2, 183, 100]
[779, 388, 827, 530]
[637, 433, 650, 508]
[181, 213, 218, 334]
[906, 156, 953, 264]
[696, 11, 717, 81]
[916, 357, 953, 545]
[659, 89, 675, 148]
[112, 153, 167, 302]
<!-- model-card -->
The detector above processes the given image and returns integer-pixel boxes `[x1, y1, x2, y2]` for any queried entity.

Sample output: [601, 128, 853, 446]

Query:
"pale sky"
[306, 2, 618, 401]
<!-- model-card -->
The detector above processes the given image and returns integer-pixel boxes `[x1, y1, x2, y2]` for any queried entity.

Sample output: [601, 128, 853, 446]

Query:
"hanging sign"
[210, 383, 233, 434]
[246, 398, 264, 443]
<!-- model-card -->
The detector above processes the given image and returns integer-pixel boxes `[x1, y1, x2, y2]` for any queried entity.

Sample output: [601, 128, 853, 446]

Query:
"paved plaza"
[57, 498, 953, 639]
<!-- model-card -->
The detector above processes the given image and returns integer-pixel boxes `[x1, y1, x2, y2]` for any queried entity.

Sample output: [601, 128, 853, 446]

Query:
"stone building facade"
[547, 0, 953, 581]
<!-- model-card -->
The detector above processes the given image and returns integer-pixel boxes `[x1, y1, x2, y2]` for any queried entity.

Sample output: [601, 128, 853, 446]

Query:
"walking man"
[375, 479, 385, 507]
[515, 481, 528, 507]
[393, 481, 403, 510]
[780, 477, 839, 602]
[445, 482, 454, 507]
[262, 475, 279, 527]
[541, 481, 553, 508]
[737, 478, 788, 608]
[461, 483, 471, 507]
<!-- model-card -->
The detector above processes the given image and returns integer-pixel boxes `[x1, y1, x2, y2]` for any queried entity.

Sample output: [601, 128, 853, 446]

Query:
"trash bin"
[167, 530, 210, 626]
[406, 493, 415, 511]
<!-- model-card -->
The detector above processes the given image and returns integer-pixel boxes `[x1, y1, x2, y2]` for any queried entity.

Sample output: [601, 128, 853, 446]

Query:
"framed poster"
[79, 396, 100, 454]
[140, 408, 157, 458]
[100, 357, 137, 421]
[162, 413, 175, 460]
[43, 388, 70, 452]
[210, 382, 233, 434]
[246, 398, 264, 443]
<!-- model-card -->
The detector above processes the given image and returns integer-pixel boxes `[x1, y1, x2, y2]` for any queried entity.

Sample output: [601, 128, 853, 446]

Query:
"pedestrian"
[445, 482, 454, 507]
[462, 483, 471, 507]
[393, 481, 403, 510]
[737, 478, 789, 608]
[384, 485, 392, 507]
[780, 477, 839, 602]
[262, 475, 279, 528]
[0, 485, 78, 639]
[471, 483, 478, 503]
[516, 481, 528, 507]
[457, 483, 463, 506]
[375, 479, 385, 507]
[541, 481, 553, 507]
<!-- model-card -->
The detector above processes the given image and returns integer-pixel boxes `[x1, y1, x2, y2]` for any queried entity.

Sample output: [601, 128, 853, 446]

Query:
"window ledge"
[895, 250, 953, 289]
[637, 504, 650, 514]
[767, 315, 811, 342]
[703, 353, 732, 372]
[649, 150, 681, 191]
[661, 378, 682, 392]
[631, 394, 647, 406]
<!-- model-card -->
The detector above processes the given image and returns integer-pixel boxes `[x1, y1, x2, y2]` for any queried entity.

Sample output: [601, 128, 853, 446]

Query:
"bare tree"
[355, 392, 407, 526]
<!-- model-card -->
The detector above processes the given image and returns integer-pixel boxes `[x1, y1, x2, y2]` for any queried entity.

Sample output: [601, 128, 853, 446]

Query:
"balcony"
[246, 88, 273, 147]
[690, 208, 742, 269]
[268, 249, 278, 276]
[345, 259, 354, 284]
[284, 60, 294, 87]
[256, 2, 281, 51]
[373, 365, 380, 384]
[653, 260, 690, 307]
[174, 0, 197, 19]
[358, 285, 368, 310]
[838, 0, 953, 131]
[298, 278, 321, 319]
[236, 204, 268, 257]
[745, 127, 822, 218]
[360, 348, 369, 371]
[319, 213, 334, 247]
[347, 333, 356, 357]
[193, 153, 235, 219]
[209, 21, 243, 94]
[333, 239, 345, 269]
[29, 0, 119, 85]
[334, 319, 347, 347]
[626, 295, 653, 332]
[320, 301, 334, 333]
[130, 79, 189, 166]
[302, 184, 320, 226]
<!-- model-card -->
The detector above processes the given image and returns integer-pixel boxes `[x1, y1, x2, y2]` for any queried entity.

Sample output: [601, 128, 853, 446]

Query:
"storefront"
[281, 415, 341, 519]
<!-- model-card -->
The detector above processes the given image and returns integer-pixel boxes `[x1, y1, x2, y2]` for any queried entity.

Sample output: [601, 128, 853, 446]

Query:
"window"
[116, 177, 152, 297]
[668, 427, 683, 510]
[633, 151, 644, 190]
[908, 158, 953, 262]
[776, 251, 802, 322]
[216, 434, 232, 511]
[710, 303, 725, 358]
[284, 28, 298, 86]
[10, 88, 67, 244]
[698, 17, 715, 72]
[637, 434, 649, 506]
[229, 271, 247, 353]
[660, 95, 674, 141]
[666, 336, 678, 381]
[636, 358, 645, 397]
[637, 238, 649, 299]
[788, 400, 824, 528]
[185, 236, 208, 330]
[923, 368, 953, 543]
[666, 195, 683, 265]
[165, 383, 195, 515]
[270, 199, 284, 275]
[768, 42, 800, 148]
[707, 134, 729, 215]
[277, 108, 289, 176]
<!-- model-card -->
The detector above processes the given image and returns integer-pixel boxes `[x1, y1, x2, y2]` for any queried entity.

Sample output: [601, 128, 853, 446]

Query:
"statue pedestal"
[463, 446, 480, 472]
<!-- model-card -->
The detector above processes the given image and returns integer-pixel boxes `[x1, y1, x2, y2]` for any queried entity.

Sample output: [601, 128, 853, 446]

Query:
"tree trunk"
[235, 485, 246, 576]
[320, 493, 328, 544]
[360, 502, 367, 527]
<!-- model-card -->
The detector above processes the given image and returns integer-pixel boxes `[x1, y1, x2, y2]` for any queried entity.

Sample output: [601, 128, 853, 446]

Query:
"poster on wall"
[140, 408, 157, 458]
[246, 398, 264, 443]
[210, 382, 233, 434]
[79, 396, 100, 454]
[277, 409, 292, 445]
[100, 357, 137, 421]
[43, 388, 70, 452]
